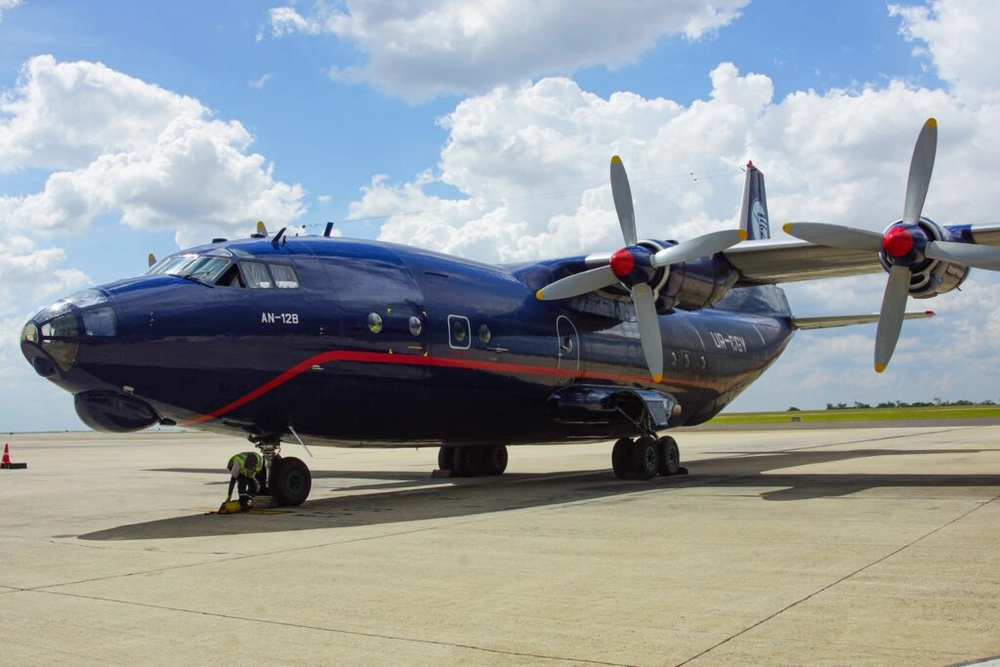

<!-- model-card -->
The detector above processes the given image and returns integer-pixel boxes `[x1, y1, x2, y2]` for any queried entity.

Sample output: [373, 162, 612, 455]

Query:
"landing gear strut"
[249, 436, 312, 506]
[436, 445, 508, 477]
[611, 434, 684, 480]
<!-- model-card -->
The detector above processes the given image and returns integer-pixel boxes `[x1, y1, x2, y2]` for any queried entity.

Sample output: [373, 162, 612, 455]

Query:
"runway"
[0, 424, 998, 665]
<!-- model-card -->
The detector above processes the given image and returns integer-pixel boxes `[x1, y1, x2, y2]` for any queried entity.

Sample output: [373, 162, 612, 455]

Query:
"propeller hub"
[610, 248, 636, 278]
[882, 225, 914, 258]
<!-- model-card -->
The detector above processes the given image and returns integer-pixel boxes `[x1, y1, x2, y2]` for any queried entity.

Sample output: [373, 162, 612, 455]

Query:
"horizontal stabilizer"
[791, 311, 934, 330]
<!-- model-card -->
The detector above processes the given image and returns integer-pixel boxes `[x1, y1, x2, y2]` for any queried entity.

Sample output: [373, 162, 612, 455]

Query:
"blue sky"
[1, 0, 999, 432]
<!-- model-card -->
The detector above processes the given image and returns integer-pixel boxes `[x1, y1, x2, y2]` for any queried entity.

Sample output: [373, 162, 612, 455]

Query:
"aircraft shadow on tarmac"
[79, 447, 1000, 541]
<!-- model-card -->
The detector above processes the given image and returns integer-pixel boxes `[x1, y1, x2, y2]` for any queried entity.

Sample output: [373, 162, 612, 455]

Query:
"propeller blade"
[925, 240, 1000, 270]
[903, 118, 937, 225]
[535, 265, 617, 301]
[610, 156, 637, 246]
[631, 283, 663, 382]
[782, 222, 883, 251]
[651, 229, 747, 267]
[874, 264, 911, 372]
[147, 253, 156, 268]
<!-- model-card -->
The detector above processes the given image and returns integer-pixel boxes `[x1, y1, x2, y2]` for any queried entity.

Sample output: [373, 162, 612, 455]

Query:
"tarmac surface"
[1, 424, 999, 665]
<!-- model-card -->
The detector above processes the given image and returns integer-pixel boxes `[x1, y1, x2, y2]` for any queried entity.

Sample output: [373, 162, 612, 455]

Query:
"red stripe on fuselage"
[182, 349, 670, 426]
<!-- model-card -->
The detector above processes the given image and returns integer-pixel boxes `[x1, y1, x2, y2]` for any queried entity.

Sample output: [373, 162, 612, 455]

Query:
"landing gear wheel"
[483, 445, 508, 475]
[438, 446, 455, 471]
[612, 437, 634, 480]
[453, 447, 483, 477]
[656, 436, 680, 476]
[632, 436, 659, 480]
[270, 456, 311, 506]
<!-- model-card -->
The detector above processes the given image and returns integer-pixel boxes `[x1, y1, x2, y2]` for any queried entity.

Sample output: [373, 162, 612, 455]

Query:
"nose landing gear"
[249, 436, 312, 506]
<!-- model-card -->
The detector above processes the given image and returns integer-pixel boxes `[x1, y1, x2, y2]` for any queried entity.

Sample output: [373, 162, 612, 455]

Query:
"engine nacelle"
[595, 239, 740, 312]
[879, 218, 970, 298]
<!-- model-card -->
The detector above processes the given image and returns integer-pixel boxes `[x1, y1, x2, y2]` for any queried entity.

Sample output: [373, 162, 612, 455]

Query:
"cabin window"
[243, 262, 273, 289]
[479, 324, 492, 344]
[409, 316, 423, 336]
[270, 264, 299, 289]
[448, 315, 470, 350]
[367, 313, 383, 334]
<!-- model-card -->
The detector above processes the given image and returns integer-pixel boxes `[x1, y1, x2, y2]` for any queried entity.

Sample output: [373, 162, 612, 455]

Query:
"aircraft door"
[556, 315, 580, 372]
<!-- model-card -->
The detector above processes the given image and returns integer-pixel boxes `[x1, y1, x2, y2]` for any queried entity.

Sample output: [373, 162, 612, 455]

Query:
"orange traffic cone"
[1, 443, 26, 470]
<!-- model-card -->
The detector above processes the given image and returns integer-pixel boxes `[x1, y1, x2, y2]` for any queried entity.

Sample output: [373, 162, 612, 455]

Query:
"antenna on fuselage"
[323, 222, 334, 237]
[272, 227, 287, 246]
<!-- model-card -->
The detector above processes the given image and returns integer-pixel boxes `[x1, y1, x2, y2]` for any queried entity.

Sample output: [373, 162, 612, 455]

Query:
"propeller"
[785, 118, 1000, 371]
[537, 156, 746, 381]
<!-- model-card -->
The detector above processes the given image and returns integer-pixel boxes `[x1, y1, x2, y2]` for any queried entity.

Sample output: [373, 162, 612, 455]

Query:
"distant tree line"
[815, 398, 997, 411]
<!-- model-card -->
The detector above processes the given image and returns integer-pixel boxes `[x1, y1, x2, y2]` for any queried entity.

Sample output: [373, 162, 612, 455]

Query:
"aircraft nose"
[21, 289, 117, 379]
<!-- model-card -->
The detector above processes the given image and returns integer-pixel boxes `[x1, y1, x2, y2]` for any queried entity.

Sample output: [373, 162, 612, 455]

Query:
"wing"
[724, 222, 1000, 286]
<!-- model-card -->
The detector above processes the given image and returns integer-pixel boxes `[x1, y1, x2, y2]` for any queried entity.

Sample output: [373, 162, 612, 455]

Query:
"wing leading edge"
[723, 222, 1000, 287]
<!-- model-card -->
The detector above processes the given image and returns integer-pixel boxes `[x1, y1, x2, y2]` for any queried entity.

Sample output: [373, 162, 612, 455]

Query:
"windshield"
[146, 253, 232, 284]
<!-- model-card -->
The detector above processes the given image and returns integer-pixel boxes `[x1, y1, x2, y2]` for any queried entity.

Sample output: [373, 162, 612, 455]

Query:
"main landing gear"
[611, 435, 684, 480]
[436, 445, 509, 477]
[250, 436, 312, 506]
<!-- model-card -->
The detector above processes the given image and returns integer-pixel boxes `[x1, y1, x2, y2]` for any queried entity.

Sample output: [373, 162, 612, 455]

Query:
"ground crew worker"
[226, 451, 264, 510]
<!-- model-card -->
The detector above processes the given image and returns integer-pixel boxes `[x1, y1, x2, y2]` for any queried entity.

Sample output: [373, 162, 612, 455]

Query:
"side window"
[270, 264, 299, 289]
[216, 264, 245, 287]
[448, 315, 471, 350]
[243, 262, 273, 289]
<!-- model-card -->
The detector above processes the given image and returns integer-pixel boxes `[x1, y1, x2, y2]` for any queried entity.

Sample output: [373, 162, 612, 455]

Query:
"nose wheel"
[249, 436, 312, 506]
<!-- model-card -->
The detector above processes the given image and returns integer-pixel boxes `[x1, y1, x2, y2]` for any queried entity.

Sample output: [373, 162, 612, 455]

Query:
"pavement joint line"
[705, 425, 978, 456]
[676, 488, 1000, 666]
[22, 587, 629, 666]
[18, 482, 619, 594]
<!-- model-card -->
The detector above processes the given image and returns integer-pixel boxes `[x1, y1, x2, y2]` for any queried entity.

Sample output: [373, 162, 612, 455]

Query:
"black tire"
[270, 456, 311, 506]
[611, 437, 633, 479]
[657, 436, 680, 476]
[452, 447, 483, 477]
[483, 445, 508, 475]
[438, 446, 455, 471]
[633, 436, 659, 480]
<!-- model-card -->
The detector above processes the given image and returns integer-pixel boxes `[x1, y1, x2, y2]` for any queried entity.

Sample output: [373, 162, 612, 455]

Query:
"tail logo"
[752, 199, 768, 239]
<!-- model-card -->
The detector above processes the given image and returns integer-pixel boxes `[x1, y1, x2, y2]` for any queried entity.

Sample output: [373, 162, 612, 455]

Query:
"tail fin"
[738, 161, 770, 240]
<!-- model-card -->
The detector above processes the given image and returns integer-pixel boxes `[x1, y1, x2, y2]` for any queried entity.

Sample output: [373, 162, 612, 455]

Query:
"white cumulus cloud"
[0, 56, 307, 248]
[269, 0, 750, 101]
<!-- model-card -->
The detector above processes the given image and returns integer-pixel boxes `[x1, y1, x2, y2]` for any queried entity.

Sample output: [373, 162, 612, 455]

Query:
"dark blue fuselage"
[21, 236, 794, 447]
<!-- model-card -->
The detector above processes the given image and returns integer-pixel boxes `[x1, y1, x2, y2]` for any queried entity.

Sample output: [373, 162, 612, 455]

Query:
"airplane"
[19, 118, 1000, 506]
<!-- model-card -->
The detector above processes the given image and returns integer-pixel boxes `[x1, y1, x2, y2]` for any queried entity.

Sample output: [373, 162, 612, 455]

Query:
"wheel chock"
[251, 495, 274, 509]
[218, 500, 242, 514]
[0, 443, 26, 470]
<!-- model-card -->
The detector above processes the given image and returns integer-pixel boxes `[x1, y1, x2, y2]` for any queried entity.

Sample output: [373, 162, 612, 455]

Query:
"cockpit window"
[146, 253, 299, 289]
[146, 253, 232, 286]
[270, 264, 299, 289]
[183, 256, 231, 283]
[243, 262, 273, 288]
